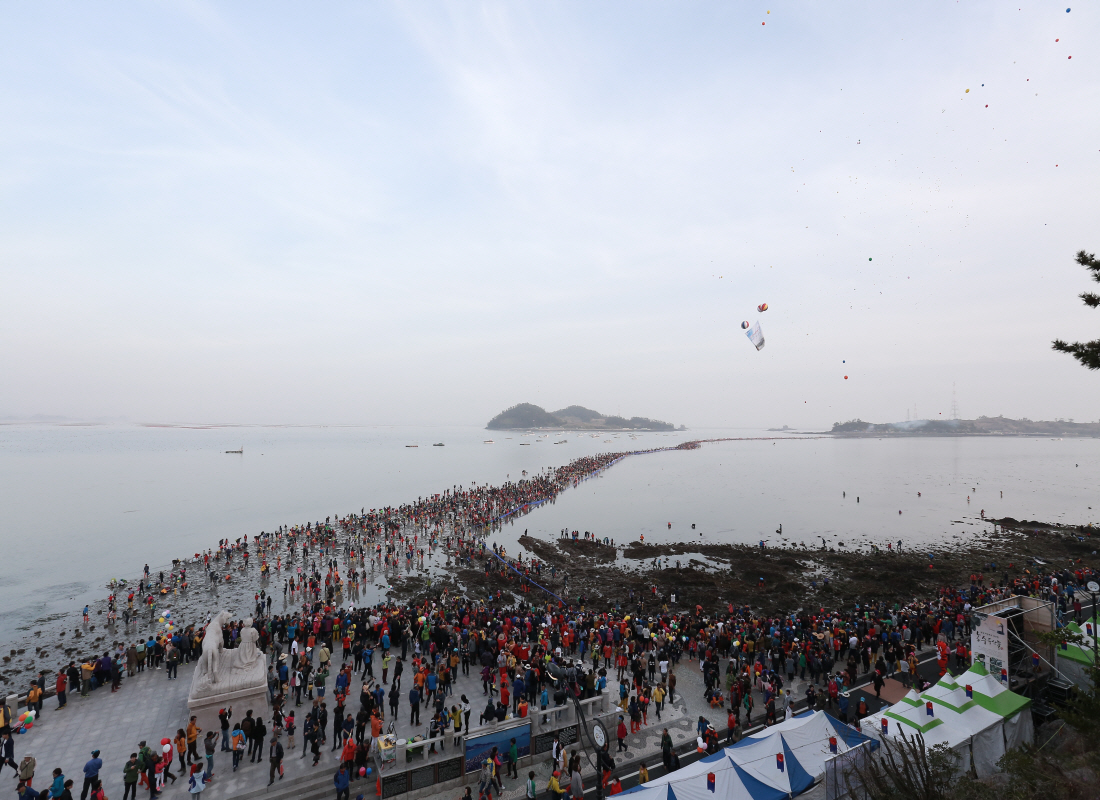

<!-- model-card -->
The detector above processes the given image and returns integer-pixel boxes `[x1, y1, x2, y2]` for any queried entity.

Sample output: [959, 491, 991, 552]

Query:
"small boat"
[483, 440, 495, 444]
[406, 445, 418, 448]
[433, 443, 445, 447]
[519, 442, 531, 446]
[225, 447, 243, 454]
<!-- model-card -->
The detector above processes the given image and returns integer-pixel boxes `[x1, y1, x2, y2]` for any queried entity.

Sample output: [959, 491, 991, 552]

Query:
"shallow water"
[0, 423, 1097, 640]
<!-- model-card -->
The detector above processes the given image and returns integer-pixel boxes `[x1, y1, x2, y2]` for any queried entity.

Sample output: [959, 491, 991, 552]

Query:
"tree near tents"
[842, 728, 959, 800]
[1052, 250, 1100, 369]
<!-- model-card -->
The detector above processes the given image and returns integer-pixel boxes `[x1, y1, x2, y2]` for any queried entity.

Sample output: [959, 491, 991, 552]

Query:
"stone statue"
[234, 617, 261, 668]
[195, 610, 230, 687]
[188, 610, 270, 740]
[190, 611, 265, 697]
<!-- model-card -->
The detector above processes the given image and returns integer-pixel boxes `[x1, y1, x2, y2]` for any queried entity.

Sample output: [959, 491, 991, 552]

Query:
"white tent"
[950, 663, 1033, 751]
[861, 699, 973, 774]
[861, 666, 1033, 778]
[1056, 616, 1096, 690]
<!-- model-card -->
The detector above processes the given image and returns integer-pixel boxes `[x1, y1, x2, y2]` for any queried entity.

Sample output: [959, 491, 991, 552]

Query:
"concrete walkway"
[9, 645, 939, 800]
[8, 652, 718, 800]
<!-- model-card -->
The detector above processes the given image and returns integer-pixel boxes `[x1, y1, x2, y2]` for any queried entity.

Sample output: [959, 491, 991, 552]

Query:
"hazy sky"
[2, 2, 1098, 428]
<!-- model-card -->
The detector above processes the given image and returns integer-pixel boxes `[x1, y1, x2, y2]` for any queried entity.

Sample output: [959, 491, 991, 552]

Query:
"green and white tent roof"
[1058, 619, 1097, 666]
[924, 664, 1030, 718]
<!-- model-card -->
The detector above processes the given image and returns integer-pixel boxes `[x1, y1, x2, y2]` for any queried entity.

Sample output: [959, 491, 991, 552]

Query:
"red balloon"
[844, 376, 848, 380]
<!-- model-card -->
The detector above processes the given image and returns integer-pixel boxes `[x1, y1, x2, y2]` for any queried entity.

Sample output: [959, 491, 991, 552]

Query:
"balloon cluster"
[757, 303, 768, 313]
[14, 710, 35, 734]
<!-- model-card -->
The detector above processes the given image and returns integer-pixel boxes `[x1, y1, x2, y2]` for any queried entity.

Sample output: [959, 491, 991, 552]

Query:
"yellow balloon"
[965, 88, 969, 93]
[158, 617, 165, 622]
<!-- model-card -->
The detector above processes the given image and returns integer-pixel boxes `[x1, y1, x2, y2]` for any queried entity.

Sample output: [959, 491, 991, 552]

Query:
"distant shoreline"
[825, 416, 1100, 438]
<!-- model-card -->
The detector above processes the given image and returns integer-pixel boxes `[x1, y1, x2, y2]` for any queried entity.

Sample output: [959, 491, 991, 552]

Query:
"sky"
[1, 2, 1098, 429]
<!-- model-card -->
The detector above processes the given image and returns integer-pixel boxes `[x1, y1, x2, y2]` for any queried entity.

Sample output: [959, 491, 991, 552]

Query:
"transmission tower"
[951, 383, 959, 421]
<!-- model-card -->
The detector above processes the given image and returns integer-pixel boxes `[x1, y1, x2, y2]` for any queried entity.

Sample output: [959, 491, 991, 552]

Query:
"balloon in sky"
[741, 321, 750, 330]
[844, 376, 848, 380]
[757, 303, 768, 312]
[745, 321, 765, 351]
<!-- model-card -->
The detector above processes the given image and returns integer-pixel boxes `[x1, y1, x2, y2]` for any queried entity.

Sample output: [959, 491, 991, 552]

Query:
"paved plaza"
[8, 651, 717, 800]
[8, 642, 936, 800]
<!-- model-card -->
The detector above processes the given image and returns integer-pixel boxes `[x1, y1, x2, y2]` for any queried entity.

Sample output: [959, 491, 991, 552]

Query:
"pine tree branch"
[1052, 339, 1100, 370]
[1076, 250, 1100, 280]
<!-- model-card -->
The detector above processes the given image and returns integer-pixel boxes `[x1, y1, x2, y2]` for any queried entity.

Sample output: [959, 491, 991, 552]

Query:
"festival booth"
[624, 711, 875, 800]
[970, 596, 1055, 686]
[860, 665, 1033, 779]
[1054, 617, 1097, 691]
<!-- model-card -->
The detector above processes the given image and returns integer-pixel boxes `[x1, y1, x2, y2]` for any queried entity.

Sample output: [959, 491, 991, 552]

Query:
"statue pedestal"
[187, 653, 270, 736]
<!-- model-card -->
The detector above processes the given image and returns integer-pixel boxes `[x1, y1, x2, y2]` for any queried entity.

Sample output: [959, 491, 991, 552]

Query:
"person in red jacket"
[616, 716, 627, 752]
[55, 670, 67, 709]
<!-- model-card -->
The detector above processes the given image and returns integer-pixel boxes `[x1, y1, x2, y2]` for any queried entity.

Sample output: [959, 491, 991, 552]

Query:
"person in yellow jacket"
[26, 685, 42, 716]
[186, 717, 201, 765]
[652, 685, 665, 721]
[546, 770, 563, 800]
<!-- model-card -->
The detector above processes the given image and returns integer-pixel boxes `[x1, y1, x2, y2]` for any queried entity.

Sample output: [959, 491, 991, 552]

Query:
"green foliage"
[1052, 250, 1100, 370]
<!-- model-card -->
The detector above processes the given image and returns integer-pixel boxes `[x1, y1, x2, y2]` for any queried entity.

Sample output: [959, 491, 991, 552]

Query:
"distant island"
[829, 416, 1100, 437]
[486, 403, 681, 431]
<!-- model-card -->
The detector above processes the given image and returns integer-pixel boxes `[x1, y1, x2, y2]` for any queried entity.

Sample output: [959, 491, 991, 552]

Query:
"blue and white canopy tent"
[623, 711, 874, 799]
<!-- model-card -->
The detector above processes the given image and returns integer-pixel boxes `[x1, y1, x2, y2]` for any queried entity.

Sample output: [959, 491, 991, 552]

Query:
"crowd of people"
[8, 448, 1098, 800]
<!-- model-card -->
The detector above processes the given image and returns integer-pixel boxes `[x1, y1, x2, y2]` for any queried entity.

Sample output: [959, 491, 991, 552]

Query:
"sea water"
[0, 423, 1096, 637]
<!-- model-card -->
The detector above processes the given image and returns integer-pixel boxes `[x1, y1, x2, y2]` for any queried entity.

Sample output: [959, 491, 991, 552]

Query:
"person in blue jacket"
[333, 766, 350, 800]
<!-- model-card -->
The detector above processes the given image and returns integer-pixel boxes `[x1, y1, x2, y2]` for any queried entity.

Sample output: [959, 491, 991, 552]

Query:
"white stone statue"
[190, 610, 265, 699]
[195, 610, 230, 686]
[234, 617, 262, 669]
